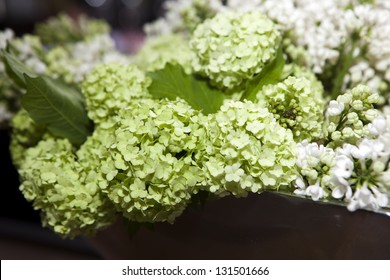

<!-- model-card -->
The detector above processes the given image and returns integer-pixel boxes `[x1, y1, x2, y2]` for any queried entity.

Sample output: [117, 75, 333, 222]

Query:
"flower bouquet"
[1, 0, 390, 255]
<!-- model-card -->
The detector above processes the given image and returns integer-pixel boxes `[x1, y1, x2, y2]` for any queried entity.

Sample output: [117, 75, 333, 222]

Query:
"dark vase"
[88, 192, 390, 259]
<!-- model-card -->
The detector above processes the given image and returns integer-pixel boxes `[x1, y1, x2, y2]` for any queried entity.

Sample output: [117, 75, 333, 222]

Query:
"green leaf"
[22, 74, 92, 146]
[2, 50, 37, 88]
[241, 46, 286, 102]
[147, 64, 226, 114]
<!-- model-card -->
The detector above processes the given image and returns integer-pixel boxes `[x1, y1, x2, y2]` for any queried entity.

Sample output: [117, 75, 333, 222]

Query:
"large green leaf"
[22, 74, 92, 146]
[241, 46, 286, 102]
[2, 50, 36, 88]
[147, 64, 226, 114]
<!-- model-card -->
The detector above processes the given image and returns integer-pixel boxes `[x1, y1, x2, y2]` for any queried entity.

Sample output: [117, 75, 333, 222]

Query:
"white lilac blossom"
[260, 0, 390, 100]
[327, 100, 345, 117]
[44, 34, 130, 84]
[295, 83, 390, 211]
[323, 84, 380, 147]
[295, 137, 390, 211]
[294, 140, 335, 200]
[331, 139, 390, 211]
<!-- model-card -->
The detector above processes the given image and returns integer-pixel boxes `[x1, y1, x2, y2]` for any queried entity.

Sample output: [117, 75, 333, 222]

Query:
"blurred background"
[0, 0, 165, 259]
[0, 0, 165, 52]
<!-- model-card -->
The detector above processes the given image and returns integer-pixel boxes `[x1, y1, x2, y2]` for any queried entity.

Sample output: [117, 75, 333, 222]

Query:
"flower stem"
[331, 37, 357, 100]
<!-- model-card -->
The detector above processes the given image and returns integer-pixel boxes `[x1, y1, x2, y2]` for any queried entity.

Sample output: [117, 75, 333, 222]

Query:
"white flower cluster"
[258, 0, 390, 97]
[295, 104, 390, 212]
[45, 34, 129, 84]
[323, 84, 380, 147]
[294, 140, 335, 201]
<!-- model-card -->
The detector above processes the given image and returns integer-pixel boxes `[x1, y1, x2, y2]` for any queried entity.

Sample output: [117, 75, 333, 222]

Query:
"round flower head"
[18, 136, 115, 238]
[102, 98, 207, 223]
[134, 34, 193, 73]
[203, 100, 297, 197]
[190, 11, 281, 90]
[81, 63, 151, 128]
[256, 66, 325, 141]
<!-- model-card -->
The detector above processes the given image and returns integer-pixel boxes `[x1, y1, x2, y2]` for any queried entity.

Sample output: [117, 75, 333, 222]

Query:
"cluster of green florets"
[190, 11, 282, 90]
[82, 63, 151, 127]
[256, 67, 325, 141]
[102, 98, 207, 222]
[18, 136, 115, 238]
[203, 100, 297, 196]
[134, 34, 193, 73]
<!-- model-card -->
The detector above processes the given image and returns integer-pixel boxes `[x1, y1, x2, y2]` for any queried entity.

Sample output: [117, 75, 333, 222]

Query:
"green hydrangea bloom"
[256, 66, 325, 141]
[203, 100, 297, 197]
[34, 13, 110, 45]
[324, 84, 381, 148]
[9, 110, 46, 167]
[190, 11, 281, 90]
[134, 34, 193, 73]
[81, 63, 151, 128]
[101, 98, 207, 223]
[18, 136, 115, 238]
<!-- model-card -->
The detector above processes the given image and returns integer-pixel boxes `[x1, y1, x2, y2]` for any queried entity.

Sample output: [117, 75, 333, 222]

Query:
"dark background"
[0, 0, 165, 33]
